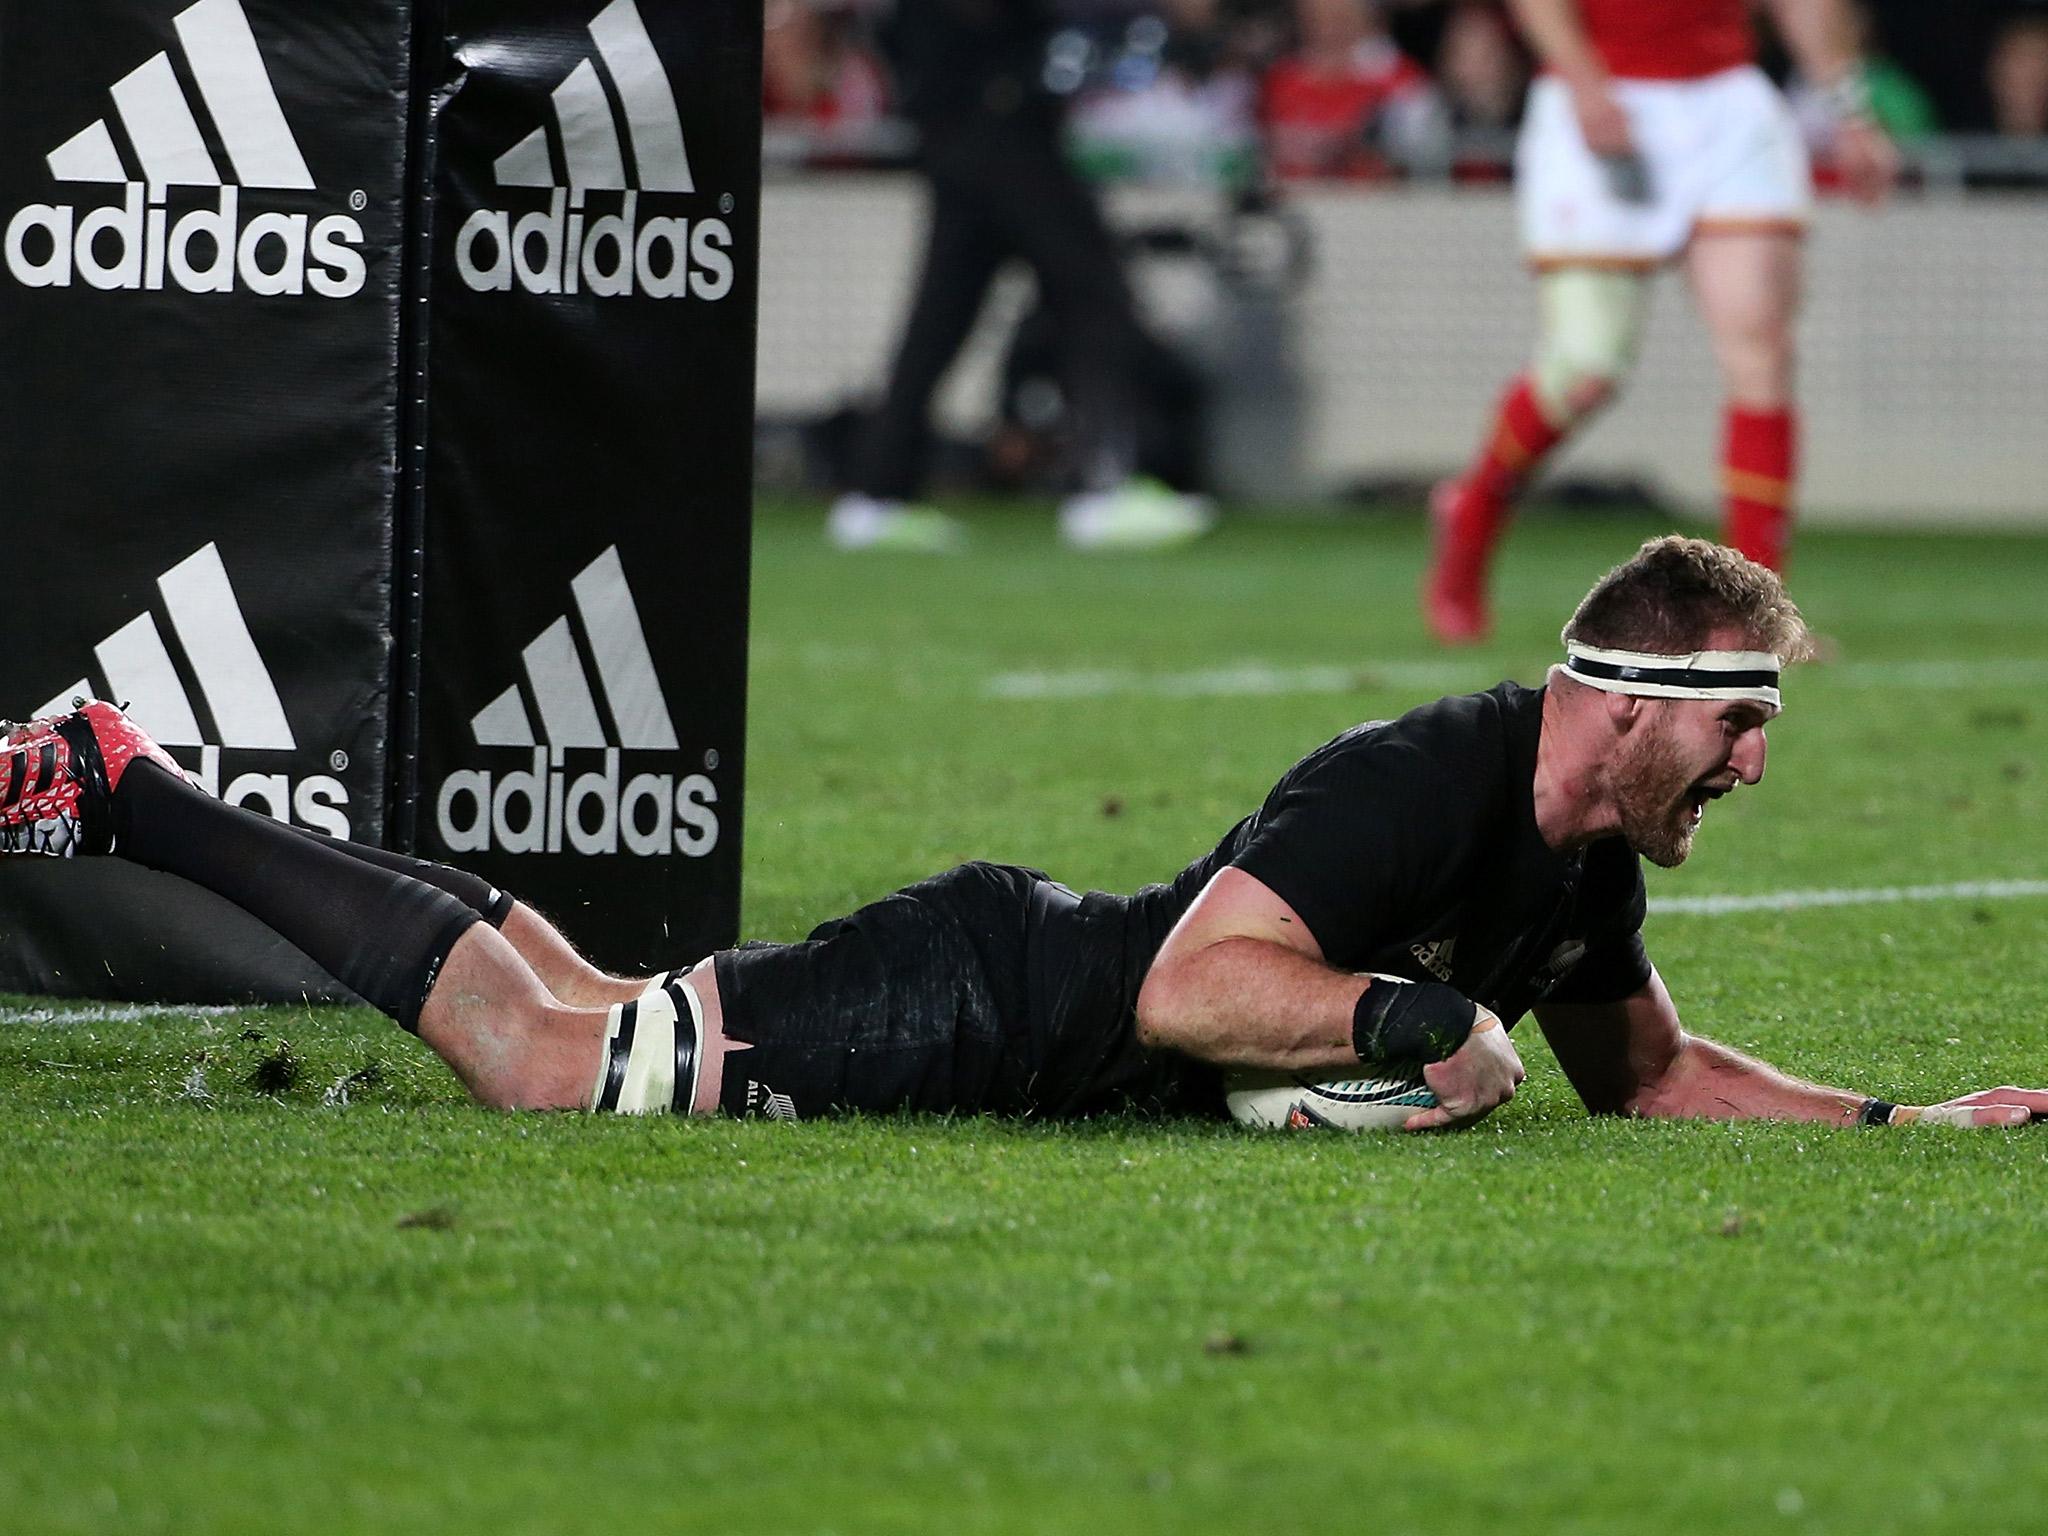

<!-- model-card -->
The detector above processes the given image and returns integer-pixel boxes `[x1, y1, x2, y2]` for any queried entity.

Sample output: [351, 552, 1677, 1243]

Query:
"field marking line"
[1651, 879, 2048, 916]
[0, 1001, 248, 1026]
[984, 658, 2048, 701]
[986, 661, 1475, 700]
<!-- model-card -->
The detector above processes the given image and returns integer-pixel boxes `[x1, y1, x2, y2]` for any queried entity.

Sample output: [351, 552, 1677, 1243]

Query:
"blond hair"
[1562, 536, 1814, 662]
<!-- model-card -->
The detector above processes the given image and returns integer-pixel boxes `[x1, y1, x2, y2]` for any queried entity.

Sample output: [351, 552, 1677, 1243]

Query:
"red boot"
[0, 700, 181, 857]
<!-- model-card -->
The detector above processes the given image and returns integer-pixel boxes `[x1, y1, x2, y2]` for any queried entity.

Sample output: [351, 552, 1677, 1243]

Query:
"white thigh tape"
[590, 976, 707, 1115]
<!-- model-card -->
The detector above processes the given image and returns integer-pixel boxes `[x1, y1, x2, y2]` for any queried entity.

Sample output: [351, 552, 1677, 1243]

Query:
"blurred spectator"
[1435, 0, 1530, 131]
[1988, 4, 2048, 135]
[826, 0, 1215, 553]
[762, 0, 890, 136]
[1261, 0, 1448, 179]
[1066, 1, 1263, 186]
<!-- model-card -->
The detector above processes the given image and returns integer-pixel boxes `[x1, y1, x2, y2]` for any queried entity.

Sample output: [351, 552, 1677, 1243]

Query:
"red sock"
[1446, 374, 1568, 566]
[1722, 404, 1797, 571]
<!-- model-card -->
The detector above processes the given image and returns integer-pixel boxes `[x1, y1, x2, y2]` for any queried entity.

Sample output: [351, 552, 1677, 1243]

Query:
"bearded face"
[1610, 709, 1718, 868]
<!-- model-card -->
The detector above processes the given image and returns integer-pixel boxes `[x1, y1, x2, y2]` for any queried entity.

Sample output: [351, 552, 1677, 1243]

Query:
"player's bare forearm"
[1762, 0, 1862, 88]
[1135, 933, 1364, 1073]
[1536, 978, 2048, 1128]
[1541, 977, 1868, 1121]
[1627, 1033, 1866, 1122]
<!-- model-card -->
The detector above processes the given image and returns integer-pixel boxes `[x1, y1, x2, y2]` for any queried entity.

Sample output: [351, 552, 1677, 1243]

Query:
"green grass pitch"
[5, 500, 2047, 1534]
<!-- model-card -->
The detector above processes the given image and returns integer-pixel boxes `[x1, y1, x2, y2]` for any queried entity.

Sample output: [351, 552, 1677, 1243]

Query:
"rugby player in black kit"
[6, 537, 2044, 1131]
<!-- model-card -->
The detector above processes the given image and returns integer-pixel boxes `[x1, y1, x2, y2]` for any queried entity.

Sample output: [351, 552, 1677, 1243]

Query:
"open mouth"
[1685, 784, 1732, 825]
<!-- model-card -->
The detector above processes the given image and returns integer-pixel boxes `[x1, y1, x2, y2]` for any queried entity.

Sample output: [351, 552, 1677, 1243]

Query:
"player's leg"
[829, 160, 1004, 553]
[0, 703, 653, 1110]
[1426, 266, 1650, 641]
[1426, 72, 1665, 644]
[996, 132, 1213, 549]
[1687, 229, 1802, 571]
[1683, 66, 1811, 572]
[413, 931, 724, 1110]
[284, 811, 650, 1009]
[708, 861, 1043, 1120]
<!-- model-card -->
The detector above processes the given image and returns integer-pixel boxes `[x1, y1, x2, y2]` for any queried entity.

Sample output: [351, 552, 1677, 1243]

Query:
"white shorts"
[1516, 65, 1811, 269]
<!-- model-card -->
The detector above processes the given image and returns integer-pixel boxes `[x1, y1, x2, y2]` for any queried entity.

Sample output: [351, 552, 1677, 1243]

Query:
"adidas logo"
[3, 0, 367, 298]
[34, 542, 352, 836]
[1409, 937, 1457, 982]
[453, 0, 734, 302]
[433, 546, 721, 859]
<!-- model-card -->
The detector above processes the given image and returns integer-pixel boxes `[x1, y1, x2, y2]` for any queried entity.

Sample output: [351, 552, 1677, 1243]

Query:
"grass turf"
[5, 500, 2047, 1534]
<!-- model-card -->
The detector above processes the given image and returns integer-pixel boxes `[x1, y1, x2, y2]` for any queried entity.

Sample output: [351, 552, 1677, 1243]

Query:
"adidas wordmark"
[34, 542, 353, 837]
[434, 547, 721, 858]
[3, 0, 366, 298]
[453, 0, 734, 302]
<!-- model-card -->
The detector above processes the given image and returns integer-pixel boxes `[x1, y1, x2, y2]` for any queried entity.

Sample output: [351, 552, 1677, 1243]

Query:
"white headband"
[1564, 643, 1782, 707]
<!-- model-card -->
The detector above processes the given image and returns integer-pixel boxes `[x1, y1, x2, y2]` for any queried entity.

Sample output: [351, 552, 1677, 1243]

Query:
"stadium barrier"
[0, 0, 760, 1001]
[758, 172, 2048, 523]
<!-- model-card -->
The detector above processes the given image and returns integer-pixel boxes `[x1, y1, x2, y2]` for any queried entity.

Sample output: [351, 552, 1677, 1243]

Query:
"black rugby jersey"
[1132, 681, 1653, 1031]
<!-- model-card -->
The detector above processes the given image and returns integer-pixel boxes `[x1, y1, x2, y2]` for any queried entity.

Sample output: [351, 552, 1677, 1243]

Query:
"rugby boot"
[1421, 478, 1494, 646]
[0, 700, 181, 857]
[826, 493, 967, 553]
[1058, 478, 1217, 551]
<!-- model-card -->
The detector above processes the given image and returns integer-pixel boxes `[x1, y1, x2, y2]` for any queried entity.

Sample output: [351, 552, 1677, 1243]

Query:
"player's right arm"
[1505, 0, 1632, 155]
[1135, 867, 1524, 1126]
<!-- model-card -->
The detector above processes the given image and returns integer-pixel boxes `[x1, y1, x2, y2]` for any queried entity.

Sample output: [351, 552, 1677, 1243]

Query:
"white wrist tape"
[1908, 1104, 1978, 1128]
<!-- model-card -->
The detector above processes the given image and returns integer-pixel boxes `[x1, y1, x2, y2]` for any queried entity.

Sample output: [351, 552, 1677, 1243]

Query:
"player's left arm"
[1763, 0, 1901, 205]
[1534, 967, 2048, 1126]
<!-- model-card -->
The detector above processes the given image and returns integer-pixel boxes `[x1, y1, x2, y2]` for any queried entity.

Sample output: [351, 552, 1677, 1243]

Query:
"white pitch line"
[986, 661, 1475, 700]
[0, 1002, 248, 1026]
[1651, 879, 2048, 916]
[985, 657, 2048, 702]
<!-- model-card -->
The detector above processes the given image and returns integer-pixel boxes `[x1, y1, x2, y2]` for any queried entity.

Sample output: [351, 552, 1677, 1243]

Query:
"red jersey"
[1575, 0, 1752, 80]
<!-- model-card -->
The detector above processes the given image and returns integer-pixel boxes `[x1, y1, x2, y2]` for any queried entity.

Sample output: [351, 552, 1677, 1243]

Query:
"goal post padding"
[0, 0, 757, 1000]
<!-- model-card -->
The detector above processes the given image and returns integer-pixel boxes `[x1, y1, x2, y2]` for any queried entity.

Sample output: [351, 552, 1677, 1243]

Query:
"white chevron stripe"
[492, 0, 692, 194]
[552, 59, 628, 190]
[43, 544, 296, 752]
[473, 549, 679, 751]
[47, 120, 127, 183]
[157, 544, 295, 751]
[572, 547, 678, 750]
[94, 614, 204, 746]
[111, 53, 221, 188]
[588, 0, 693, 193]
[494, 127, 555, 189]
[472, 685, 537, 747]
[173, 0, 314, 190]
[522, 618, 608, 748]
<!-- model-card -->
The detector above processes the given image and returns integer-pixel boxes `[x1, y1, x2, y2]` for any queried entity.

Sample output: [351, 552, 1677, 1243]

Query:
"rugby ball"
[1225, 1064, 1437, 1132]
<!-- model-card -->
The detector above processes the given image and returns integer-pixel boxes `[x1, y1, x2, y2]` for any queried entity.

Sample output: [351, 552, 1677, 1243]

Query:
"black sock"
[111, 762, 480, 1032]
